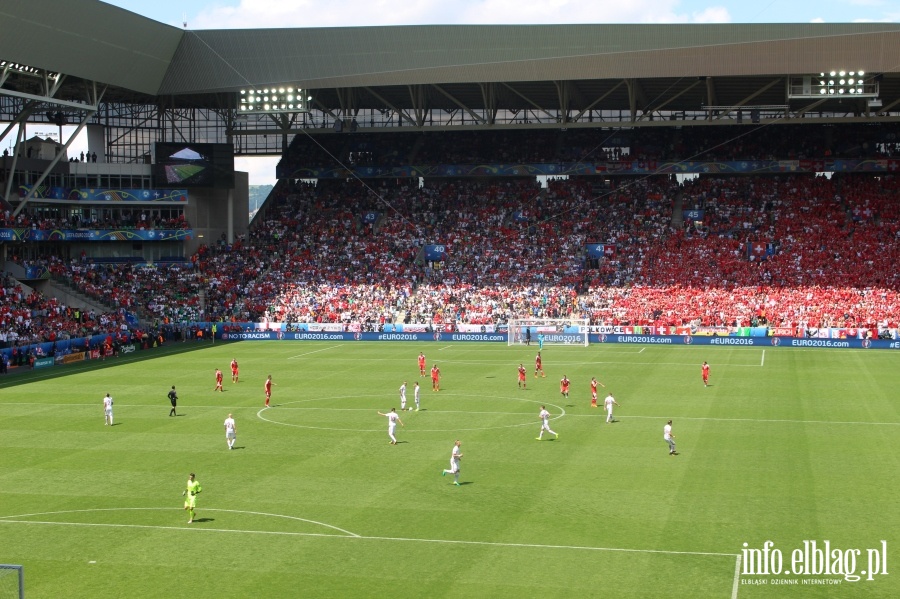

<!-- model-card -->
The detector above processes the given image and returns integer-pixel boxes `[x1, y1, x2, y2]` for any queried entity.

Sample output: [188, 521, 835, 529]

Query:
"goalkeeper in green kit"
[183, 473, 202, 523]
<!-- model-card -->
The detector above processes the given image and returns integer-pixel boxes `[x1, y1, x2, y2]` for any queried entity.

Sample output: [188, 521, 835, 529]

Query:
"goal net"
[507, 318, 589, 347]
[0, 565, 23, 599]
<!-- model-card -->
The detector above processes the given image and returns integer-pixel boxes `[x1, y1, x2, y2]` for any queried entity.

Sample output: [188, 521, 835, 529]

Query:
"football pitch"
[0, 341, 897, 598]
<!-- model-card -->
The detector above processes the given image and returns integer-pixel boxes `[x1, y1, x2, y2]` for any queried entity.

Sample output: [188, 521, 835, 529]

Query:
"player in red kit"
[560, 375, 570, 398]
[214, 369, 223, 392]
[418, 352, 427, 377]
[702, 361, 710, 387]
[518, 363, 527, 389]
[534, 351, 545, 378]
[590, 376, 606, 407]
[264, 375, 275, 407]
[431, 364, 441, 391]
[230, 359, 239, 383]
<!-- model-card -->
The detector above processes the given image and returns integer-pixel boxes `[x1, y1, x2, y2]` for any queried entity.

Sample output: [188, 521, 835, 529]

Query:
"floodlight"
[238, 85, 310, 113]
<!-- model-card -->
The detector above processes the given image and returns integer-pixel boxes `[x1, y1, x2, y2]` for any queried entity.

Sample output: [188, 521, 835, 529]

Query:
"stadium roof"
[2, 0, 900, 117]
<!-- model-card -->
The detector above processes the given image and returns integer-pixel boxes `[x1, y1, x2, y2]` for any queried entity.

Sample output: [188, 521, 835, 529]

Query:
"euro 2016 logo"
[683, 336, 693, 344]
[353, 332, 362, 341]
[771, 337, 781, 346]
[598, 334, 608, 343]
[433, 333, 442, 341]
[862, 339, 872, 349]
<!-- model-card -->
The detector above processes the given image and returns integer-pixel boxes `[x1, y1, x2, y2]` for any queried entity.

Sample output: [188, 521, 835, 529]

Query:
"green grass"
[1, 341, 898, 598]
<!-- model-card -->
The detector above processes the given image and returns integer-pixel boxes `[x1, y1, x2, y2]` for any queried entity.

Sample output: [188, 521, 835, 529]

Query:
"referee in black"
[168, 385, 178, 416]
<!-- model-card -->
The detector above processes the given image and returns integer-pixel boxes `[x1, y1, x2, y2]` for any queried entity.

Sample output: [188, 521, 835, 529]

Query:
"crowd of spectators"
[0, 207, 189, 230]
[8, 144, 900, 338]
[0, 269, 134, 350]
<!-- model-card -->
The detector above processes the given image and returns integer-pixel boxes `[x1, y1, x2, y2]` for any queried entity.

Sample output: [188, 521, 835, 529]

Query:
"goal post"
[0, 565, 23, 599]
[507, 318, 589, 347]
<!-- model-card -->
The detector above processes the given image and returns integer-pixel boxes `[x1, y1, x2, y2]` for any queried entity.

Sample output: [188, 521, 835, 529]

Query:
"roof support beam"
[572, 80, 625, 122]
[874, 97, 900, 115]
[408, 85, 427, 127]
[363, 87, 417, 126]
[479, 83, 498, 125]
[13, 84, 106, 217]
[431, 84, 484, 125]
[714, 78, 782, 120]
[2, 117, 28, 207]
[794, 98, 828, 117]
[644, 79, 702, 117]
[626, 79, 648, 122]
[499, 83, 555, 120]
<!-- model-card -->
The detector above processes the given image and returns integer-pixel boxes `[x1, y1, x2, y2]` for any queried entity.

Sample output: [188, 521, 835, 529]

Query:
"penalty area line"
[732, 554, 742, 599]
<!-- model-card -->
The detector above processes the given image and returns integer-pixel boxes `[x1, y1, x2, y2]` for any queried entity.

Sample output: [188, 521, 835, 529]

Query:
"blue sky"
[25, 0, 894, 187]
[103, 0, 898, 28]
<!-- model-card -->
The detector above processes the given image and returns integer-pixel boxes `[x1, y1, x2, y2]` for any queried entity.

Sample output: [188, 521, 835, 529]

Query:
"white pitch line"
[0, 519, 735, 558]
[437, 345, 453, 351]
[732, 554, 742, 599]
[609, 415, 900, 427]
[0, 507, 360, 537]
[638, 347, 645, 354]
[760, 350, 765, 367]
[287, 345, 343, 359]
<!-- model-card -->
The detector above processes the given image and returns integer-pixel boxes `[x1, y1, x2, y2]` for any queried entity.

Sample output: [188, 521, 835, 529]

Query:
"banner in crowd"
[594, 334, 900, 349]
[33, 356, 55, 369]
[585, 244, 617, 259]
[219, 331, 507, 342]
[683, 209, 704, 221]
[362, 212, 380, 224]
[746, 241, 776, 261]
[24, 265, 51, 279]
[19, 185, 187, 202]
[0, 228, 193, 242]
[278, 159, 900, 180]
[424, 244, 447, 262]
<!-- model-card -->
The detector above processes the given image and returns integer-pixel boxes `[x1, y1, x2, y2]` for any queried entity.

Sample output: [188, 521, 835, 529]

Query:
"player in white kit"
[103, 393, 114, 426]
[441, 440, 463, 486]
[604, 393, 620, 424]
[536, 405, 558, 440]
[413, 382, 421, 411]
[399, 382, 407, 411]
[664, 420, 677, 455]
[377, 407, 404, 445]
[224, 413, 237, 450]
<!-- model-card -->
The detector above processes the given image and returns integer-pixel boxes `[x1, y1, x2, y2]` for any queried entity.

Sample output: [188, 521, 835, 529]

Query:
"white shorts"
[448, 460, 459, 473]
[541, 421, 552, 431]
[226, 431, 236, 439]
[105, 408, 113, 416]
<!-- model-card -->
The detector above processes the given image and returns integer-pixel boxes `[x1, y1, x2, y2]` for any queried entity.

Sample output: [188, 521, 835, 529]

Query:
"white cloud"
[192, 0, 730, 29]
[235, 156, 280, 186]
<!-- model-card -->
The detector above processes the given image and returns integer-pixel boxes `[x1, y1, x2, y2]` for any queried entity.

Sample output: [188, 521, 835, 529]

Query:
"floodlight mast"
[238, 86, 311, 113]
